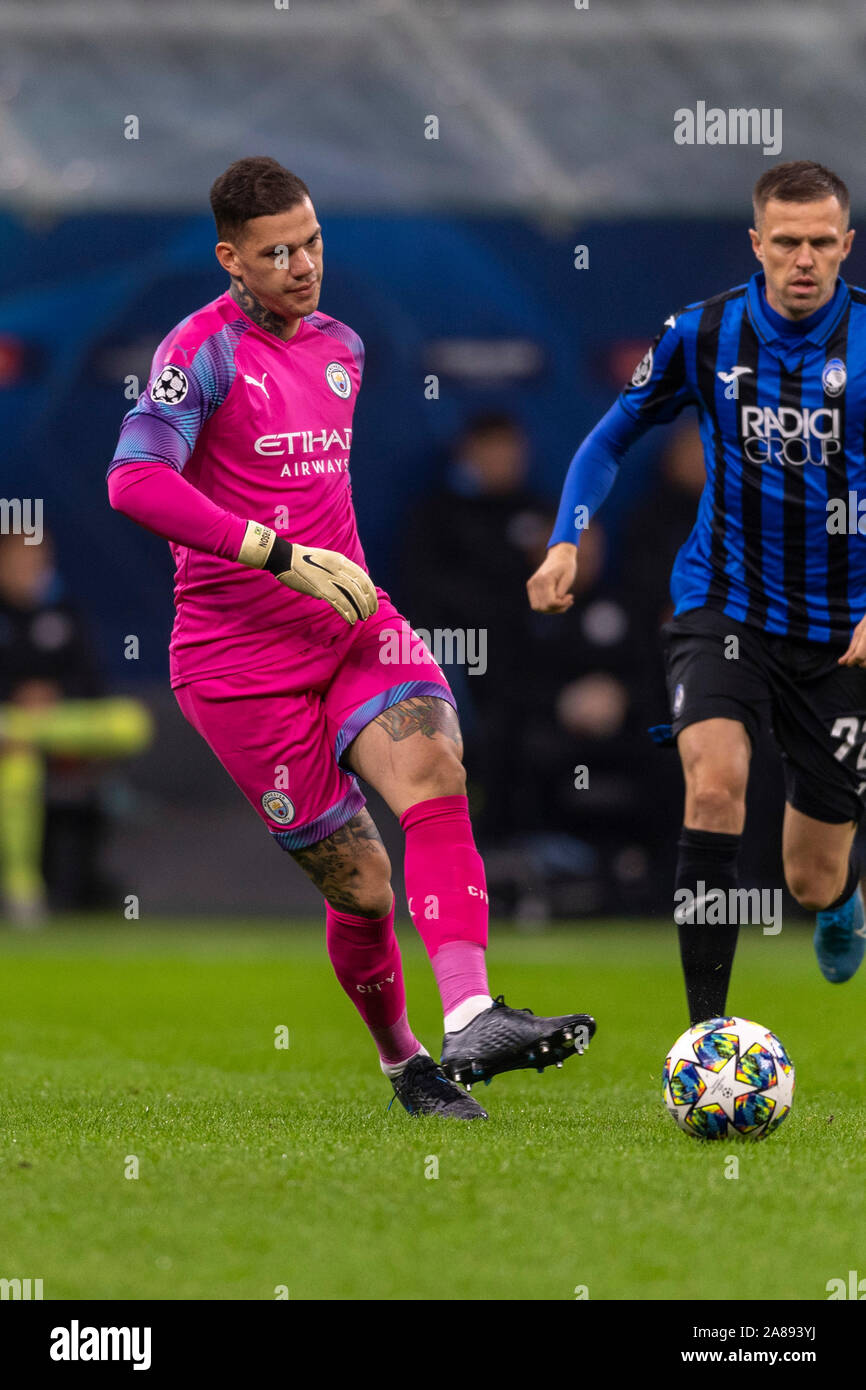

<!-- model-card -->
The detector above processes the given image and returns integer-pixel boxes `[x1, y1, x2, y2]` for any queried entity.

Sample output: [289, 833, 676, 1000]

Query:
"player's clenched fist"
[238, 521, 378, 626]
[526, 541, 578, 614]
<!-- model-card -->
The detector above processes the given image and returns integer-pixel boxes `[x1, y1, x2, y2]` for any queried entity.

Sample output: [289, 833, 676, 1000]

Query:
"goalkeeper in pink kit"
[107, 157, 594, 1119]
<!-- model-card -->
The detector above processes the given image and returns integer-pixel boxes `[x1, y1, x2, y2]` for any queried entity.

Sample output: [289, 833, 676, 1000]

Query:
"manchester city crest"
[325, 361, 352, 398]
[261, 790, 295, 824]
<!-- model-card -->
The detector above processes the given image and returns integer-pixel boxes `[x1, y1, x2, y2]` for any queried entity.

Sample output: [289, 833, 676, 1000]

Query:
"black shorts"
[661, 607, 866, 825]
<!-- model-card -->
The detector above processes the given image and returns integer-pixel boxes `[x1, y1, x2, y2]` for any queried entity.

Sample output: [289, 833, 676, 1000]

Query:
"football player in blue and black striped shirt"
[529, 161, 866, 1021]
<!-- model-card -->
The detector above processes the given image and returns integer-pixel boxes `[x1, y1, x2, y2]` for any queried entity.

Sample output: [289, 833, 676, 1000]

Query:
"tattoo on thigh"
[373, 696, 462, 748]
[290, 810, 387, 912]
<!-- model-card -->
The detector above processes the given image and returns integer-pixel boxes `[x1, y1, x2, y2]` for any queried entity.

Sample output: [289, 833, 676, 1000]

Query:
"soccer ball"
[663, 1016, 794, 1140]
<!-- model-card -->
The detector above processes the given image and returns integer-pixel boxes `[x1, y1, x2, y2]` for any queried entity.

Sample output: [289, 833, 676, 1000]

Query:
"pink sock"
[400, 794, 491, 1015]
[326, 900, 419, 1066]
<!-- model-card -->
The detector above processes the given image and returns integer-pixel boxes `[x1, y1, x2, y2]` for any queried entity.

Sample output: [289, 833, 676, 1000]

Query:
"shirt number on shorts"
[831, 715, 866, 797]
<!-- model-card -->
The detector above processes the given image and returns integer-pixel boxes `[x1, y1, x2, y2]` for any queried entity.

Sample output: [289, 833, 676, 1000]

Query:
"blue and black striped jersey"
[619, 270, 866, 644]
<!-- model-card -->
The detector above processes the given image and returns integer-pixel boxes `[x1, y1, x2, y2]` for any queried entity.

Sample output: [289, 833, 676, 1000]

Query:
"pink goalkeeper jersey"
[108, 291, 367, 686]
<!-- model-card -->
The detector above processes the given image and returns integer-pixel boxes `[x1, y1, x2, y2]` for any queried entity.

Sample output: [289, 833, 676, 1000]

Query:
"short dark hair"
[209, 157, 311, 242]
[753, 160, 850, 228]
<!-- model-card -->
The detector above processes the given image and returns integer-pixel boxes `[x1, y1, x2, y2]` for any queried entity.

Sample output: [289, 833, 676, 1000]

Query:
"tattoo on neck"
[230, 278, 294, 339]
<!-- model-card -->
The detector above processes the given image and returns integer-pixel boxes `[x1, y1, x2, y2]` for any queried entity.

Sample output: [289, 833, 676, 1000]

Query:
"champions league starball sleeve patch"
[150, 365, 191, 404]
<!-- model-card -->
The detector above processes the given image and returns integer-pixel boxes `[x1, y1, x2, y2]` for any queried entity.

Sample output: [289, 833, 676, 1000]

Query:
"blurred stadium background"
[3, 0, 866, 920]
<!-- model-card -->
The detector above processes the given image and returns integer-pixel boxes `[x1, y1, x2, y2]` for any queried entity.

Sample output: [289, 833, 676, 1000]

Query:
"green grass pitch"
[0, 917, 863, 1301]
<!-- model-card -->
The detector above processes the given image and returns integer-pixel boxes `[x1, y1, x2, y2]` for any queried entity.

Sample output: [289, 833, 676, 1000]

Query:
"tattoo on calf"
[373, 696, 462, 748]
[290, 810, 388, 913]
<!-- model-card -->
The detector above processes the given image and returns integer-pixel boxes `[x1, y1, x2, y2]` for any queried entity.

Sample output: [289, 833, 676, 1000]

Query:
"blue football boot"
[814, 884, 866, 983]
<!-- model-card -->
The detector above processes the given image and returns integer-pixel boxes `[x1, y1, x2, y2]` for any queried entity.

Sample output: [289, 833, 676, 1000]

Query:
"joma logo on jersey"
[740, 406, 841, 466]
[255, 428, 352, 456]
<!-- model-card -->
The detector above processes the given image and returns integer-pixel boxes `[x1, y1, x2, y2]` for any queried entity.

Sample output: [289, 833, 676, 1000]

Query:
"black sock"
[824, 852, 860, 911]
[675, 826, 741, 1025]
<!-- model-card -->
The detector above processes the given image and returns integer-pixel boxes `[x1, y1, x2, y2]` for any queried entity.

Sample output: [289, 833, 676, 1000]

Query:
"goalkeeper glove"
[238, 522, 378, 626]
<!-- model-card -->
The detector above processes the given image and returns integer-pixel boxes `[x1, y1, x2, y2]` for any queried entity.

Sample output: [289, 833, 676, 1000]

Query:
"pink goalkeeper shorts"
[174, 590, 456, 850]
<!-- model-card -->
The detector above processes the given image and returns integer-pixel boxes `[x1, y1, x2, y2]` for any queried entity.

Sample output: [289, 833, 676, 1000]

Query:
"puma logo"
[244, 371, 269, 398]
